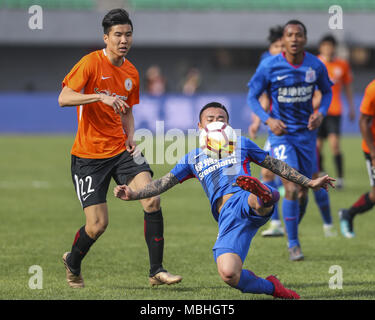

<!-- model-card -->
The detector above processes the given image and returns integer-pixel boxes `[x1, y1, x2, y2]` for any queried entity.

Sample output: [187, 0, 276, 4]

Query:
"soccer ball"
[199, 121, 237, 159]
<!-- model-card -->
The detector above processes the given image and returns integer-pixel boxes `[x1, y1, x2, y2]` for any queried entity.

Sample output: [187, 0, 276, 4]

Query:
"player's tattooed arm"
[114, 173, 180, 201]
[260, 155, 311, 187]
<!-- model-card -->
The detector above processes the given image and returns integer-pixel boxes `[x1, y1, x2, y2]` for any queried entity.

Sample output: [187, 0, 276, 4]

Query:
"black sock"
[298, 196, 309, 224]
[144, 209, 166, 276]
[318, 151, 324, 173]
[67, 226, 95, 275]
[334, 153, 343, 178]
[348, 193, 375, 218]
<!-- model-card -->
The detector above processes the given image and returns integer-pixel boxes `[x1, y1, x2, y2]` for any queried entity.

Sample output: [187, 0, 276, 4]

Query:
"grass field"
[1, 134, 375, 300]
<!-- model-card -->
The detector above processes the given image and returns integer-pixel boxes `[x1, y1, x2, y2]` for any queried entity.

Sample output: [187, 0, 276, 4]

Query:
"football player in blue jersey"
[247, 20, 333, 261]
[114, 102, 335, 299]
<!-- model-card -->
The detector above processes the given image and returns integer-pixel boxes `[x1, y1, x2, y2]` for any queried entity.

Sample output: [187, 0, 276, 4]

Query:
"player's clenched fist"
[100, 94, 129, 114]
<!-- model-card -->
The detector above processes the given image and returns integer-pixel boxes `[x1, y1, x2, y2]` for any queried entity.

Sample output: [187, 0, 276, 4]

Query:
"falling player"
[114, 102, 335, 299]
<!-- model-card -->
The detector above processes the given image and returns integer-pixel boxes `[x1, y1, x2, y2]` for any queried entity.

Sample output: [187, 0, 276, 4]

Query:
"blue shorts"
[269, 130, 317, 179]
[213, 190, 273, 263]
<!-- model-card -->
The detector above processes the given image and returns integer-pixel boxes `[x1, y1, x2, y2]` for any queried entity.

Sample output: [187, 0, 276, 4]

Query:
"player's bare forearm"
[58, 86, 101, 107]
[260, 155, 311, 188]
[133, 173, 180, 200]
[121, 108, 135, 140]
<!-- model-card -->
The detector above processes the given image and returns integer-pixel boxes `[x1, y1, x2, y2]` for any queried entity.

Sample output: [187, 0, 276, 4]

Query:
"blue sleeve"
[170, 153, 195, 183]
[242, 137, 268, 165]
[316, 63, 333, 116]
[247, 62, 271, 123]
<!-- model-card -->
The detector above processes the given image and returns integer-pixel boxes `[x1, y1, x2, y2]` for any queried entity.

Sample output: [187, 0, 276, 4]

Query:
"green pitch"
[1, 135, 374, 300]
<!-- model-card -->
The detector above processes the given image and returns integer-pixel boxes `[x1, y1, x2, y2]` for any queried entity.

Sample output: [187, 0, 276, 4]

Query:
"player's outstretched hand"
[114, 185, 137, 201]
[308, 175, 336, 191]
[266, 117, 287, 136]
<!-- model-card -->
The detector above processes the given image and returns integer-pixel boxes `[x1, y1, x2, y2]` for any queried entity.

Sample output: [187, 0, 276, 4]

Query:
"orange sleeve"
[62, 55, 94, 92]
[342, 60, 353, 85]
[360, 80, 375, 116]
[127, 71, 140, 107]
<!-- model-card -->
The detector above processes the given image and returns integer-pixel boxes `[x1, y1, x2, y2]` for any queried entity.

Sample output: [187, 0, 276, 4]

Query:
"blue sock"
[313, 189, 332, 225]
[282, 199, 300, 248]
[235, 269, 274, 295]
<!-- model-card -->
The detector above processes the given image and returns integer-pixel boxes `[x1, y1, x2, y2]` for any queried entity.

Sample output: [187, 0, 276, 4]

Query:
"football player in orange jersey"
[58, 8, 181, 288]
[339, 79, 375, 238]
[314, 35, 355, 189]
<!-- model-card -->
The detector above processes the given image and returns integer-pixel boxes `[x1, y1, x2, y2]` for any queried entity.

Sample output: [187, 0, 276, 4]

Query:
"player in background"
[114, 102, 335, 299]
[314, 34, 355, 189]
[248, 25, 285, 237]
[247, 20, 333, 260]
[58, 9, 181, 288]
[339, 80, 375, 238]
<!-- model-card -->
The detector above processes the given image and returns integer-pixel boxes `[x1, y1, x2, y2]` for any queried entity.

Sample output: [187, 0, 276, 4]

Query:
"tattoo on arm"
[260, 155, 311, 188]
[134, 173, 180, 200]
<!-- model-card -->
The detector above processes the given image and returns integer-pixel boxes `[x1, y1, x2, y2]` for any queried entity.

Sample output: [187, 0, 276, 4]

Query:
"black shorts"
[364, 152, 375, 187]
[317, 115, 341, 139]
[71, 150, 153, 209]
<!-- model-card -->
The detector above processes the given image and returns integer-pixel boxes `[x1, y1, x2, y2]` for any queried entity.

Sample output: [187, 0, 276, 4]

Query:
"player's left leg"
[127, 171, 182, 286]
[339, 153, 375, 237]
[213, 195, 299, 299]
[328, 133, 344, 188]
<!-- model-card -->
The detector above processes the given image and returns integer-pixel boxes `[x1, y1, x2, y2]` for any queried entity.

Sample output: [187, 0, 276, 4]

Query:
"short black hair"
[102, 8, 133, 34]
[319, 34, 337, 47]
[199, 102, 229, 122]
[268, 25, 283, 44]
[283, 19, 307, 36]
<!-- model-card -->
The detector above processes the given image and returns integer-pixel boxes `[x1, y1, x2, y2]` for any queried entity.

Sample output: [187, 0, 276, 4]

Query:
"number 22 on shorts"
[74, 175, 95, 203]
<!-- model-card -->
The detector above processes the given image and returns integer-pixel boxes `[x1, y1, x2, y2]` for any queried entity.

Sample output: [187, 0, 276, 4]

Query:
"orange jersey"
[62, 49, 139, 159]
[360, 80, 375, 153]
[318, 55, 352, 116]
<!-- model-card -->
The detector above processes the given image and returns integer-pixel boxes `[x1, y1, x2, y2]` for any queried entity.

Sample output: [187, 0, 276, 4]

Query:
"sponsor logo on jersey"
[194, 154, 238, 180]
[94, 87, 128, 101]
[277, 84, 314, 103]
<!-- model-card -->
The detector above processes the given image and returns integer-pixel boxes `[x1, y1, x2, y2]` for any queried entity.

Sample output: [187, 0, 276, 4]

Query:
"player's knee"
[284, 186, 299, 200]
[142, 195, 161, 212]
[86, 220, 108, 239]
[261, 169, 274, 182]
[218, 267, 240, 287]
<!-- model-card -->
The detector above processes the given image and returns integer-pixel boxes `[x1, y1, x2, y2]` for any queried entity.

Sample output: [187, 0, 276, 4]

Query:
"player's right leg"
[339, 152, 375, 238]
[260, 168, 284, 237]
[63, 155, 113, 288]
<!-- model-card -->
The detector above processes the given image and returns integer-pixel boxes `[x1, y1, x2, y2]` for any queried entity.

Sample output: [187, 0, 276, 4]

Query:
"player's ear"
[103, 33, 109, 46]
[198, 122, 203, 130]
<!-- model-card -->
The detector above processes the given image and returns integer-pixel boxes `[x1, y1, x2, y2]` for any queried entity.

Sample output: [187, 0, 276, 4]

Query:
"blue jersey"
[260, 51, 272, 62]
[170, 136, 268, 221]
[247, 51, 333, 134]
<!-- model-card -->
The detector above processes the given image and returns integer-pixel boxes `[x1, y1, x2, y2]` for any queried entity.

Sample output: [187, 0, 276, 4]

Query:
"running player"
[339, 79, 375, 238]
[247, 20, 333, 260]
[114, 102, 335, 299]
[315, 34, 355, 189]
[248, 25, 285, 237]
[58, 8, 181, 288]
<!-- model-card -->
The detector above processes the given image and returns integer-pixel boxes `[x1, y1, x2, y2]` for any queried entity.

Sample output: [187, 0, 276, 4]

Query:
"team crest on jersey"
[124, 78, 133, 91]
[305, 67, 316, 83]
